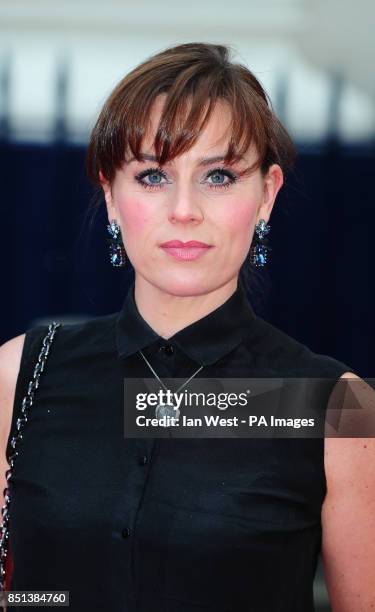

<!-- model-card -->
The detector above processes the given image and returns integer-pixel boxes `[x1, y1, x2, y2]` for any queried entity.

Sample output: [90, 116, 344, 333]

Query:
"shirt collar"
[115, 279, 257, 366]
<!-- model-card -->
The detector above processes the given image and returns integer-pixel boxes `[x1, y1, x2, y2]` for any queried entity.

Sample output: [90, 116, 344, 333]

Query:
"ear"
[99, 170, 116, 219]
[256, 164, 284, 222]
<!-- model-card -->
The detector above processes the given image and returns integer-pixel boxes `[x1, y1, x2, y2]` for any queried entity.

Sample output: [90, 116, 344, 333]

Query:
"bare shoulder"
[322, 372, 375, 610]
[0, 333, 26, 445]
[323, 371, 375, 490]
[0, 333, 26, 395]
[0, 334, 26, 510]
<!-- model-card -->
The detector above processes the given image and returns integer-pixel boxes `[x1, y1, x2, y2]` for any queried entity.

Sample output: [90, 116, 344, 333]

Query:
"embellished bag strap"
[0, 321, 61, 599]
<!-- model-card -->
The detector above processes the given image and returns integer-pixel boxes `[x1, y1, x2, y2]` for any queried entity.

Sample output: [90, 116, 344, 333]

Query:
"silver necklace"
[138, 349, 204, 425]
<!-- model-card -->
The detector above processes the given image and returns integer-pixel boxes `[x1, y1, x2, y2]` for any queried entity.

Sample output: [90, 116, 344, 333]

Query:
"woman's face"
[102, 95, 284, 297]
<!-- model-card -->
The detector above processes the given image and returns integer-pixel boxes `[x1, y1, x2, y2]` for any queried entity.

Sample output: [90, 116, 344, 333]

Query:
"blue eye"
[148, 173, 162, 184]
[205, 167, 237, 189]
[135, 167, 168, 190]
[135, 165, 238, 191]
[210, 172, 225, 184]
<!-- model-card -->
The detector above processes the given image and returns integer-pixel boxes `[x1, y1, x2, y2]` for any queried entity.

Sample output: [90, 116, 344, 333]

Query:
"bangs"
[87, 43, 295, 185]
[123, 75, 267, 173]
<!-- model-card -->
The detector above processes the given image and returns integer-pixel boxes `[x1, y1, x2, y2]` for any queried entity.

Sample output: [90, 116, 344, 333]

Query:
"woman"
[0, 42, 374, 612]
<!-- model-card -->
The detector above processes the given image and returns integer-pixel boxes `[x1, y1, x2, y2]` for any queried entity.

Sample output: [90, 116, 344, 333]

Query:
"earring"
[107, 219, 127, 267]
[250, 219, 271, 267]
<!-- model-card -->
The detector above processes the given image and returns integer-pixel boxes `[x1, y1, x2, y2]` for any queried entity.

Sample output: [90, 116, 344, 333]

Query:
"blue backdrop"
[1, 141, 373, 377]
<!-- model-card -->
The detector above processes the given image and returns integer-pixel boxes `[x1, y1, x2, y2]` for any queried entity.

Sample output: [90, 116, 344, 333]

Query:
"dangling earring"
[250, 219, 271, 267]
[107, 219, 127, 267]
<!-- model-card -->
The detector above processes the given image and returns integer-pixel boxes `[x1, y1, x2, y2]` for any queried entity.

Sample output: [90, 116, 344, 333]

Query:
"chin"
[152, 273, 217, 297]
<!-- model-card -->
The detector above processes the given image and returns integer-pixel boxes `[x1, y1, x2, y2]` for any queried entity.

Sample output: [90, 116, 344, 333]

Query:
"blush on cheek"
[222, 202, 255, 232]
[117, 197, 152, 228]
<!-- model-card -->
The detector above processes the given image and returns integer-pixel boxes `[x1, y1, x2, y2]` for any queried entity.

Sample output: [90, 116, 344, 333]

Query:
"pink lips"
[160, 240, 210, 248]
[160, 240, 213, 261]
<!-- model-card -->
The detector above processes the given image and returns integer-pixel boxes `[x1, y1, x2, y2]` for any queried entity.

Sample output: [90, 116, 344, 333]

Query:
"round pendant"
[155, 403, 180, 426]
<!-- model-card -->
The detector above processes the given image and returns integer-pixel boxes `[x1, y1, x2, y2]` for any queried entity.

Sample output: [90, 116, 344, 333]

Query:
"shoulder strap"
[5, 322, 61, 464]
[6, 321, 61, 464]
[1, 321, 61, 594]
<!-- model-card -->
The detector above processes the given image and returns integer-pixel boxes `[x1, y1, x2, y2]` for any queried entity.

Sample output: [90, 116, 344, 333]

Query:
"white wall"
[0, 0, 373, 143]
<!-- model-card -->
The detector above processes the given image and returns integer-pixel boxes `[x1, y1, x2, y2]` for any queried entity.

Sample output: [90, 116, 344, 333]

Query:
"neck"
[133, 276, 239, 339]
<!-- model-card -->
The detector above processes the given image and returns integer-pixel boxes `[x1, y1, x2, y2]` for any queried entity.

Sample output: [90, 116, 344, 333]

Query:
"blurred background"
[0, 2, 374, 607]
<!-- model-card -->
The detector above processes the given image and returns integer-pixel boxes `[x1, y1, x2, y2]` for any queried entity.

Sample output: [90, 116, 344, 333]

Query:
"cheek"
[218, 198, 256, 235]
[116, 195, 154, 236]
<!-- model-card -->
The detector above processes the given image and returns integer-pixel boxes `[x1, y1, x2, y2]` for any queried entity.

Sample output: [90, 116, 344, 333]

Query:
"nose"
[167, 183, 204, 225]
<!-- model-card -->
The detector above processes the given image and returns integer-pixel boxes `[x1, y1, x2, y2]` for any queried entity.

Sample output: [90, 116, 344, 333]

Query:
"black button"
[121, 527, 131, 538]
[163, 344, 174, 356]
[138, 455, 149, 465]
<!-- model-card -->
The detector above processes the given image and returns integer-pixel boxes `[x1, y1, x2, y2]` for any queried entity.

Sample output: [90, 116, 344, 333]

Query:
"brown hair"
[86, 42, 296, 186]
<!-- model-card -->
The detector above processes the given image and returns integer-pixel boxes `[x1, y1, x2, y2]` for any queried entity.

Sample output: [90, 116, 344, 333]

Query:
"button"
[138, 455, 149, 465]
[121, 527, 131, 538]
[163, 344, 174, 356]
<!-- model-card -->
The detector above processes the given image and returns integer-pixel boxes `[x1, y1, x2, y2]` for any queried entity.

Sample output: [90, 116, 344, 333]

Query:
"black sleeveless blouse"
[6, 280, 355, 611]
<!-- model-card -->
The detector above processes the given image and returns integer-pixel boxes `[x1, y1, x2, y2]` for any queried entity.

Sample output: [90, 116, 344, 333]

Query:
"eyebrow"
[126, 154, 242, 167]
